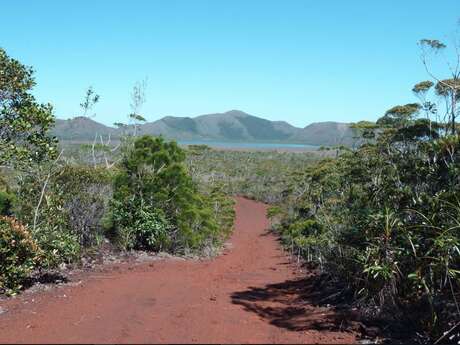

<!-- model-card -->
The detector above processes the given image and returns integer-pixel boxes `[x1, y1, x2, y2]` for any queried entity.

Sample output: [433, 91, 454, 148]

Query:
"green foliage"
[186, 148, 320, 203]
[435, 79, 460, 101]
[377, 103, 421, 127]
[272, 30, 460, 338]
[0, 48, 235, 296]
[275, 108, 460, 340]
[32, 224, 80, 268]
[54, 165, 113, 246]
[80, 86, 100, 117]
[412, 80, 434, 94]
[187, 144, 212, 154]
[419, 39, 447, 50]
[206, 185, 235, 241]
[0, 190, 15, 215]
[0, 48, 57, 168]
[108, 136, 232, 253]
[267, 206, 283, 220]
[107, 200, 173, 251]
[0, 216, 42, 295]
[14, 165, 112, 267]
[131, 207, 172, 251]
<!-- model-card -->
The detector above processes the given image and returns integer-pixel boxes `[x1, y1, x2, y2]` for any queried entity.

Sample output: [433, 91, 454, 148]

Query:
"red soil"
[0, 197, 356, 344]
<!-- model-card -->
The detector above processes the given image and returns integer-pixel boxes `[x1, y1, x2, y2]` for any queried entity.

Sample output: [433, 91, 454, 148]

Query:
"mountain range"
[52, 110, 356, 147]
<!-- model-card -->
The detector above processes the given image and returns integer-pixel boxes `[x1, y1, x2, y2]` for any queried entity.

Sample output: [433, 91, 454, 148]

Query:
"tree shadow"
[259, 228, 274, 237]
[22, 271, 69, 290]
[231, 275, 362, 333]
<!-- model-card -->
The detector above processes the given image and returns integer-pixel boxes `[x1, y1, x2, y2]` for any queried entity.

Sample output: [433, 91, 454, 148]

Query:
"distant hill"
[52, 110, 357, 146]
[296, 122, 356, 146]
[53, 116, 119, 141]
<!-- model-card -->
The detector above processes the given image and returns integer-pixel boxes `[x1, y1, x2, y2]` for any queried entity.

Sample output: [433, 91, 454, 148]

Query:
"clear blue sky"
[1, 0, 459, 127]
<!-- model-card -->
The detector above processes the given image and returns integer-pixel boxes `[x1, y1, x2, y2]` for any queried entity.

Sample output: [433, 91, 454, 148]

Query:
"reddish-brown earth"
[0, 197, 357, 344]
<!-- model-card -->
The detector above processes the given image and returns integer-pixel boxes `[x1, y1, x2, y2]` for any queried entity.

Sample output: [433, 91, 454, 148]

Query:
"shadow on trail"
[22, 272, 69, 290]
[231, 276, 361, 333]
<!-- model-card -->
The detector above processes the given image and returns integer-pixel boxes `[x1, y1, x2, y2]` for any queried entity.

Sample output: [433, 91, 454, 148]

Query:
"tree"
[78, 86, 120, 168]
[80, 86, 100, 117]
[0, 48, 57, 168]
[435, 78, 460, 134]
[272, 23, 460, 342]
[110, 79, 148, 138]
[349, 121, 379, 147]
[412, 81, 437, 138]
[377, 103, 421, 127]
[109, 135, 219, 251]
[129, 79, 147, 136]
[419, 34, 460, 135]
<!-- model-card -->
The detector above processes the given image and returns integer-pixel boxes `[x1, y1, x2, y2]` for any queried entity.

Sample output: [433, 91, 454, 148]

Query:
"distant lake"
[178, 140, 319, 150]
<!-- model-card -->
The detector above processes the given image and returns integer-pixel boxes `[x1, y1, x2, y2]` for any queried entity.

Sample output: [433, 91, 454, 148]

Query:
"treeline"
[0, 48, 234, 295]
[270, 38, 460, 342]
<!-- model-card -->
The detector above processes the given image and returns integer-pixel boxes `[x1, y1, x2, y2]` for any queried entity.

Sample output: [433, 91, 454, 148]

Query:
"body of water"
[178, 140, 318, 150]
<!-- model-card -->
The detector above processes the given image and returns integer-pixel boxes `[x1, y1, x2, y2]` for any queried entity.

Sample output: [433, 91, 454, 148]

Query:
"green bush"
[271, 62, 460, 340]
[108, 136, 231, 253]
[32, 225, 80, 268]
[108, 201, 173, 251]
[0, 216, 42, 295]
[0, 190, 15, 215]
[275, 133, 460, 340]
[0, 48, 57, 169]
[207, 186, 235, 240]
[133, 208, 172, 251]
[0, 175, 15, 216]
[14, 164, 113, 267]
[54, 165, 113, 246]
[186, 148, 319, 204]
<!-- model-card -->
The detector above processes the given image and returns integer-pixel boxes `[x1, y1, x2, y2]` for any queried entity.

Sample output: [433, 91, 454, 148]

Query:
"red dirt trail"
[0, 197, 356, 344]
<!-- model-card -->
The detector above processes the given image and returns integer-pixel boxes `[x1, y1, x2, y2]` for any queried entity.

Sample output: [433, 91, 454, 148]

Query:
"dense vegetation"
[106, 136, 233, 253]
[1, 26, 459, 344]
[0, 48, 234, 295]
[269, 39, 460, 342]
[186, 145, 321, 203]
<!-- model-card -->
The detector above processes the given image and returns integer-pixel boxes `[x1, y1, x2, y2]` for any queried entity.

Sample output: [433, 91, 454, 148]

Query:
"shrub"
[0, 216, 42, 295]
[207, 186, 235, 240]
[0, 175, 15, 216]
[275, 133, 460, 341]
[108, 136, 229, 253]
[54, 165, 113, 246]
[132, 208, 173, 251]
[32, 225, 80, 268]
[0, 190, 15, 215]
[186, 148, 319, 204]
[0, 48, 57, 169]
[108, 200, 173, 251]
[14, 164, 112, 267]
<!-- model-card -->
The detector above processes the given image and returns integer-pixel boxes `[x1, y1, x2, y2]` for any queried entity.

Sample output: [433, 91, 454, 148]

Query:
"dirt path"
[0, 197, 356, 344]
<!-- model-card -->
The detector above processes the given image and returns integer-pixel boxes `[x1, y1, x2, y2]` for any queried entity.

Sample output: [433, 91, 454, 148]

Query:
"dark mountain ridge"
[52, 110, 357, 146]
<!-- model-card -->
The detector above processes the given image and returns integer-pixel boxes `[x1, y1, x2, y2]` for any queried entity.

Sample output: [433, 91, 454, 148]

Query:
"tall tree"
[0, 48, 56, 168]
[129, 79, 147, 136]
[419, 34, 460, 135]
[80, 86, 100, 118]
